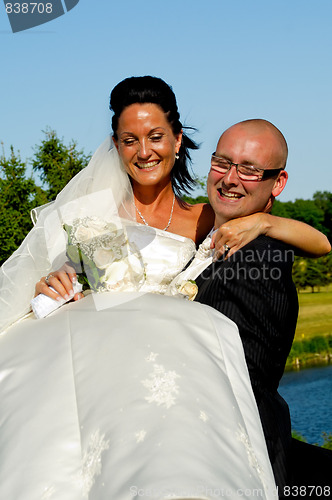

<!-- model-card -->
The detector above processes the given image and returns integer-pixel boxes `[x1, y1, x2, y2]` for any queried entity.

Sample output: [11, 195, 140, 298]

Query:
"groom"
[195, 119, 331, 495]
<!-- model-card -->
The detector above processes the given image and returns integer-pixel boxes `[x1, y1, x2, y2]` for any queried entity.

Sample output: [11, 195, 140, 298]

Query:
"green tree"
[272, 198, 326, 234]
[182, 175, 209, 204]
[32, 129, 90, 201]
[0, 145, 47, 265]
[182, 194, 209, 204]
[272, 192, 332, 243]
[293, 257, 329, 292]
[292, 257, 307, 291]
[325, 252, 332, 280]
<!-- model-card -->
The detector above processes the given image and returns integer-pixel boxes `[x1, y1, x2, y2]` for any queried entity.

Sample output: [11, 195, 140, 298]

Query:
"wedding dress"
[0, 226, 277, 499]
[0, 140, 277, 499]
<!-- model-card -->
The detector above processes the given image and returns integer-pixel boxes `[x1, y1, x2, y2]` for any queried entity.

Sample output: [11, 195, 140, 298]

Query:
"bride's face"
[113, 103, 182, 189]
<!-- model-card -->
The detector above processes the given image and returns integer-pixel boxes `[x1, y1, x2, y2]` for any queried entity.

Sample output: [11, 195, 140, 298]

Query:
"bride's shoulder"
[185, 202, 214, 244]
[170, 201, 214, 244]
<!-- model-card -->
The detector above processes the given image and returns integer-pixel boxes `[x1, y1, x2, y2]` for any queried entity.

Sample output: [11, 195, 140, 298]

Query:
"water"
[279, 364, 332, 445]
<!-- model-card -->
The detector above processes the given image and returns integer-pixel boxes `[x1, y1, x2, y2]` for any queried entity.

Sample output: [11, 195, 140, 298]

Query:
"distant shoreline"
[285, 353, 332, 371]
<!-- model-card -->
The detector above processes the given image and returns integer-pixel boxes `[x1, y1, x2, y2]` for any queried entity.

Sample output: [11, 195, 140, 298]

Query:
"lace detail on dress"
[199, 410, 209, 422]
[78, 430, 110, 498]
[41, 486, 56, 500]
[142, 355, 180, 409]
[145, 351, 159, 362]
[135, 430, 147, 443]
[237, 424, 265, 488]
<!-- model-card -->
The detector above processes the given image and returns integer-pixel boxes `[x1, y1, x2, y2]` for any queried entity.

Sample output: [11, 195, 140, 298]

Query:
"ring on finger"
[223, 244, 230, 252]
[45, 274, 54, 286]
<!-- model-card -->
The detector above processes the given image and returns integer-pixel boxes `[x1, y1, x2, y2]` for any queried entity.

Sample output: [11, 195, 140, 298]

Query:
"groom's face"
[207, 123, 288, 227]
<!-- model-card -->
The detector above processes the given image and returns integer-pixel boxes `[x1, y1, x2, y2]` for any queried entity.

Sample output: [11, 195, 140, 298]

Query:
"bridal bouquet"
[64, 217, 145, 292]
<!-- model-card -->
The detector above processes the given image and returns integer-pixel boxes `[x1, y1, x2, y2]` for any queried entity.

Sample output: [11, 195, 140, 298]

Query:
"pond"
[279, 364, 332, 445]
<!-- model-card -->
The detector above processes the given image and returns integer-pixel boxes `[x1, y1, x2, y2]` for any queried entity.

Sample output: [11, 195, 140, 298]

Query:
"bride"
[0, 76, 329, 500]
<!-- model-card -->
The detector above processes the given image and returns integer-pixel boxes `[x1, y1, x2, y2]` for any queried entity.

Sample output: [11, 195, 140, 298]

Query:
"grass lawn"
[295, 290, 332, 341]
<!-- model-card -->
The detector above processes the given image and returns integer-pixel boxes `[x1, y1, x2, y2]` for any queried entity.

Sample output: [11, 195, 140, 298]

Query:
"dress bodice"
[29, 222, 197, 321]
[126, 224, 196, 294]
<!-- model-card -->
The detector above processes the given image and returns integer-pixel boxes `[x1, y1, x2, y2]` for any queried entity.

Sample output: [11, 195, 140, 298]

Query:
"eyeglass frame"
[210, 153, 284, 182]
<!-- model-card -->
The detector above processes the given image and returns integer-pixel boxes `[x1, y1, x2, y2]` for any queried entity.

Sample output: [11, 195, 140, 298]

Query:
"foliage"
[272, 198, 327, 235]
[193, 175, 208, 194]
[321, 432, 332, 450]
[291, 430, 332, 450]
[32, 129, 90, 201]
[292, 430, 307, 442]
[271, 195, 332, 290]
[182, 194, 209, 205]
[272, 194, 332, 243]
[286, 335, 332, 368]
[182, 175, 208, 204]
[0, 145, 48, 265]
[293, 256, 331, 292]
[1, 130, 90, 265]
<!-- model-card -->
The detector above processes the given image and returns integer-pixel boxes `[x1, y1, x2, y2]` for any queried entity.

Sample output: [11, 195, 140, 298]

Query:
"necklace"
[134, 193, 175, 231]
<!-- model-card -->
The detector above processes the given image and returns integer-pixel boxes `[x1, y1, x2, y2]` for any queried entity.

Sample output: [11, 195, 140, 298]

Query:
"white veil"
[0, 137, 135, 332]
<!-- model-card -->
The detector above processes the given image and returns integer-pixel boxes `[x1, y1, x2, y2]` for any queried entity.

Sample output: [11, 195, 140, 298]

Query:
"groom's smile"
[217, 188, 244, 200]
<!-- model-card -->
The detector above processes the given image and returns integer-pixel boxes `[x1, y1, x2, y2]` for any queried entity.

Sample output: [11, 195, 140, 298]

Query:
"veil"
[0, 137, 135, 332]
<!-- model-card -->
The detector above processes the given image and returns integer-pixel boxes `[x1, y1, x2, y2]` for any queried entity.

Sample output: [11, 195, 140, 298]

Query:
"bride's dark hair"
[109, 76, 198, 197]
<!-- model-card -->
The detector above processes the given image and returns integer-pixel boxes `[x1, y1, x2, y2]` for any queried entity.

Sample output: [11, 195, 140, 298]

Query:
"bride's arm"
[212, 213, 331, 260]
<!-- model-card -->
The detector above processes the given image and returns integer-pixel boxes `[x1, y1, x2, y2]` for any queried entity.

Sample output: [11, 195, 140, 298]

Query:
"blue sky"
[1, 0, 331, 201]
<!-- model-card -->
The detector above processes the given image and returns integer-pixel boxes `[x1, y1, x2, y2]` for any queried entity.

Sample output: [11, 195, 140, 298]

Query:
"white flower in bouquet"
[74, 224, 99, 243]
[93, 248, 119, 270]
[86, 217, 116, 233]
[64, 217, 146, 293]
[100, 243, 145, 292]
[101, 260, 131, 290]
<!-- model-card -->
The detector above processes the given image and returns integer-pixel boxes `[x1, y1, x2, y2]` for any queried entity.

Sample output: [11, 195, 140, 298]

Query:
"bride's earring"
[175, 153, 179, 160]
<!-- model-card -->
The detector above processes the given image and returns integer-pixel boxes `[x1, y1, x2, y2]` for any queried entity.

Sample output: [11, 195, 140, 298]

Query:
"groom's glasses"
[211, 153, 283, 182]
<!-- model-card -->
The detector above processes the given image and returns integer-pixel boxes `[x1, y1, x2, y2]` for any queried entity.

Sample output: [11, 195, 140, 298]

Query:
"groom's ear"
[271, 170, 288, 198]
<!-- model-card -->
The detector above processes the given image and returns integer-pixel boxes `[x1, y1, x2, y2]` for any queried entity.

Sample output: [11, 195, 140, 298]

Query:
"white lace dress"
[0, 226, 277, 500]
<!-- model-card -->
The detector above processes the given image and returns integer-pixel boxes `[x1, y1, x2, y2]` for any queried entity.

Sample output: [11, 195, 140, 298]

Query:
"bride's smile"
[135, 159, 160, 170]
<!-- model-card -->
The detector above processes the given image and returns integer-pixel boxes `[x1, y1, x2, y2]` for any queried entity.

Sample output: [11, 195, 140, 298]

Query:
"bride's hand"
[35, 263, 84, 301]
[211, 213, 267, 260]
[211, 212, 331, 260]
